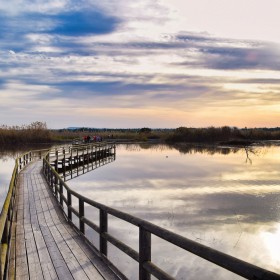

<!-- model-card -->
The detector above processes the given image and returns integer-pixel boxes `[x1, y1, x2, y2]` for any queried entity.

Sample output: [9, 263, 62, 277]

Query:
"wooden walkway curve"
[13, 159, 119, 280]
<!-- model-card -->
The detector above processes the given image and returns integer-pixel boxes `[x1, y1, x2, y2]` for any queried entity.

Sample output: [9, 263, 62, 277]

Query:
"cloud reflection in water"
[68, 144, 280, 279]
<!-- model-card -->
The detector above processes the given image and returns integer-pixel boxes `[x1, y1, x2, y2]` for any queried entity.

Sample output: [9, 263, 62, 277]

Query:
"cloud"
[174, 33, 280, 71]
[1, 0, 280, 128]
[0, 5, 121, 54]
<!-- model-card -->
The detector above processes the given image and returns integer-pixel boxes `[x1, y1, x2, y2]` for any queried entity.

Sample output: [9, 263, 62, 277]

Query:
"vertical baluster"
[70, 149, 73, 179]
[59, 180, 63, 206]
[87, 146, 89, 172]
[76, 148, 79, 176]
[82, 148, 85, 174]
[55, 175, 58, 198]
[91, 144, 94, 169]
[67, 191, 72, 221]
[139, 228, 151, 280]
[63, 149, 66, 179]
[79, 199, 85, 234]
[100, 210, 108, 256]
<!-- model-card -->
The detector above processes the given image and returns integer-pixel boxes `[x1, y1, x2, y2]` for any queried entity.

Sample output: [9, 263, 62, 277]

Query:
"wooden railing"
[0, 148, 49, 279]
[42, 146, 280, 280]
[48, 143, 116, 181]
[0, 144, 114, 279]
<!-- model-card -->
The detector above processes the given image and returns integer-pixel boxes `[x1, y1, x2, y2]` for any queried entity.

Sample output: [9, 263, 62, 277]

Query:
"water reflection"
[68, 144, 280, 279]
[0, 144, 52, 206]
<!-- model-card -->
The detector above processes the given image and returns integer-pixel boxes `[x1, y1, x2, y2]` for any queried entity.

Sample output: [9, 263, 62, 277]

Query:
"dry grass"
[0, 122, 52, 146]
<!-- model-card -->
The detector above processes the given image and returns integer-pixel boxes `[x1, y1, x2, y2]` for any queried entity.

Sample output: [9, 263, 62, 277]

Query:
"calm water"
[0, 144, 52, 205]
[0, 150, 19, 205]
[67, 143, 280, 280]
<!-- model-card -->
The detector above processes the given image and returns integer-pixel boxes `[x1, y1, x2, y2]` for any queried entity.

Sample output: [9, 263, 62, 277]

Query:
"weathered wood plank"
[28, 174, 58, 280]
[24, 175, 44, 280]
[13, 159, 118, 280]
[36, 181, 89, 280]
[29, 171, 74, 280]
[15, 174, 29, 279]
[39, 174, 120, 280]
[41, 184, 106, 280]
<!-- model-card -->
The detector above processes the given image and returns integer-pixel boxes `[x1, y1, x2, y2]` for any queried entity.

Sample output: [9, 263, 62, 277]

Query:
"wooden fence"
[48, 143, 116, 181]
[43, 145, 280, 280]
[0, 149, 49, 279]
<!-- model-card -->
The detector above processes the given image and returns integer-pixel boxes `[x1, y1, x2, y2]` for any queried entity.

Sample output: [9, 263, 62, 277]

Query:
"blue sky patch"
[48, 10, 120, 36]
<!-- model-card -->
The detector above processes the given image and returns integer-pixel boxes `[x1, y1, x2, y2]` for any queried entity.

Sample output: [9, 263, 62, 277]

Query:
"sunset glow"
[1, 0, 280, 128]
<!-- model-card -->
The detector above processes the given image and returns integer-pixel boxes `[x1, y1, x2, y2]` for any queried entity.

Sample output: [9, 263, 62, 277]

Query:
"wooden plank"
[40, 175, 120, 280]
[13, 159, 119, 280]
[24, 174, 44, 280]
[28, 173, 58, 280]
[36, 168, 121, 280]
[33, 172, 87, 280]
[15, 174, 29, 279]
[29, 172, 74, 280]
[43, 191, 105, 280]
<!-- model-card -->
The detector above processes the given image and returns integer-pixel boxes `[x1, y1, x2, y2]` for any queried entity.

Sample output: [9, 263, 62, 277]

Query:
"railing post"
[70, 149, 73, 179]
[59, 180, 63, 207]
[79, 199, 85, 234]
[54, 151, 58, 172]
[76, 148, 79, 176]
[100, 210, 108, 256]
[67, 191, 72, 221]
[51, 172, 54, 191]
[82, 149, 85, 174]
[91, 144, 94, 169]
[54, 175, 58, 198]
[139, 228, 151, 280]
[114, 144, 116, 160]
[95, 146, 97, 163]
[87, 146, 89, 172]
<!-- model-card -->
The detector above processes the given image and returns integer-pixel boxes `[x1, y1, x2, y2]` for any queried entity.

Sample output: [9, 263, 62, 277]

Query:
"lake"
[1, 143, 280, 279]
[0, 144, 52, 205]
[67, 143, 280, 279]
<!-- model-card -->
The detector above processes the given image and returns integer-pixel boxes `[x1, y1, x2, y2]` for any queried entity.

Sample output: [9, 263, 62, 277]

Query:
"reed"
[0, 122, 52, 146]
[166, 126, 280, 144]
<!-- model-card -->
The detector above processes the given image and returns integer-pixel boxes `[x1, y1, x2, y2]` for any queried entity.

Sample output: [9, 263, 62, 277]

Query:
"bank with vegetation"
[165, 126, 280, 145]
[1, 122, 280, 146]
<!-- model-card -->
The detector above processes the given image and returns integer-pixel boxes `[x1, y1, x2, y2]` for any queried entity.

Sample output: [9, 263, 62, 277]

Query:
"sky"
[1, 0, 280, 128]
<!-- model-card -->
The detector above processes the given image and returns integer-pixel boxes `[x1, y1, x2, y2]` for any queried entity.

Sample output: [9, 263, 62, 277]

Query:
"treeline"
[0, 122, 52, 146]
[166, 126, 280, 144]
[2, 123, 280, 146]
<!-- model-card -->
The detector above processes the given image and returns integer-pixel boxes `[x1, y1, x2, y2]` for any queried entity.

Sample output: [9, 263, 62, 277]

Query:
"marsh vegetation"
[2, 122, 280, 146]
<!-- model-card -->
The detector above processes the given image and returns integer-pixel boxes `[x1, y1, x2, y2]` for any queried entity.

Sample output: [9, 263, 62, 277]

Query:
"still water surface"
[67, 143, 280, 279]
[0, 144, 52, 205]
[0, 150, 19, 205]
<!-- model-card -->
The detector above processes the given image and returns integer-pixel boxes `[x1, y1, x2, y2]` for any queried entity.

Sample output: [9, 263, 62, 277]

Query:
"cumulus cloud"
[1, 0, 280, 127]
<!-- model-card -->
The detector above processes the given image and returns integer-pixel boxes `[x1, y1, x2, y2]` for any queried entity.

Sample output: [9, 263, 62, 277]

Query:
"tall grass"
[51, 128, 172, 142]
[166, 126, 280, 144]
[0, 122, 52, 146]
[2, 123, 280, 146]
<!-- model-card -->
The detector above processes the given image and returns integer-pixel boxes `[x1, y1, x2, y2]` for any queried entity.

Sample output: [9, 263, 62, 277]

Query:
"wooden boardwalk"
[12, 160, 119, 280]
[2, 146, 279, 280]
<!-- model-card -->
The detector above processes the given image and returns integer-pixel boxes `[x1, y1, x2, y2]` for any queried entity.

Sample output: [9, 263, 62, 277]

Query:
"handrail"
[48, 142, 116, 181]
[0, 144, 113, 279]
[42, 146, 280, 280]
[0, 148, 49, 279]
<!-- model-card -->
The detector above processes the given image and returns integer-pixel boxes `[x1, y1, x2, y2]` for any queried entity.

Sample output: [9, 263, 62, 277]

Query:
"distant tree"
[139, 127, 152, 133]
